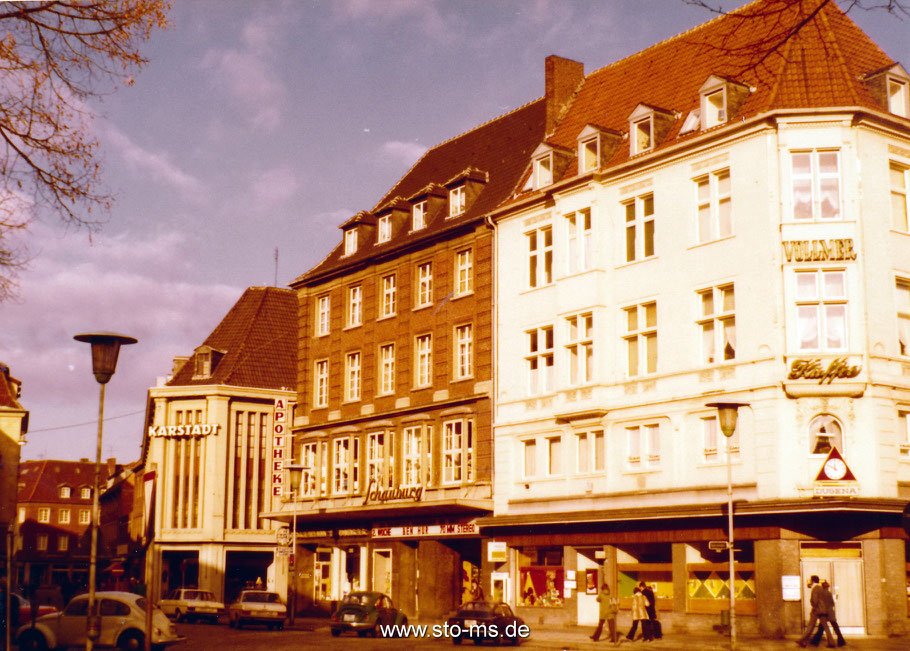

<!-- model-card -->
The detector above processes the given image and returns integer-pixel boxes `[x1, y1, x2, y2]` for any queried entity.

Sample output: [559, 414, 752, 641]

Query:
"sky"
[2, 0, 908, 464]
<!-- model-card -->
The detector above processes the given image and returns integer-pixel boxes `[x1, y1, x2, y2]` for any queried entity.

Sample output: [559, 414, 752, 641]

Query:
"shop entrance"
[224, 550, 274, 603]
[800, 543, 865, 633]
[161, 550, 198, 594]
[372, 548, 392, 596]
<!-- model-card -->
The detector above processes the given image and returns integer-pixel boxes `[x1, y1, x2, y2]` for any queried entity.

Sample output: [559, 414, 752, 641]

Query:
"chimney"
[107, 457, 117, 479]
[545, 55, 584, 133]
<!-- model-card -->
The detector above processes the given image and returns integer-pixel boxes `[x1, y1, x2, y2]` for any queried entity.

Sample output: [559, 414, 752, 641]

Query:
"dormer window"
[576, 126, 620, 173]
[890, 77, 909, 117]
[59, 486, 71, 499]
[704, 89, 726, 127]
[377, 215, 391, 244]
[534, 153, 553, 188]
[580, 137, 599, 173]
[698, 75, 750, 131]
[680, 110, 701, 135]
[449, 186, 466, 217]
[344, 228, 358, 255]
[632, 117, 652, 155]
[195, 350, 211, 377]
[413, 201, 427, 230]
[863, 65, 910, 119]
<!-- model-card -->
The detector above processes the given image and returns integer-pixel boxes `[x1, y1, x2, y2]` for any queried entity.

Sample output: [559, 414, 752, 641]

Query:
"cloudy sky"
[2, 0, 907, 463]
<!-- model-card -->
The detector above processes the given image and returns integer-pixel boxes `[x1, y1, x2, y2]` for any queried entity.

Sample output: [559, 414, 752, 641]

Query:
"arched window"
[809, 414, 843, 455]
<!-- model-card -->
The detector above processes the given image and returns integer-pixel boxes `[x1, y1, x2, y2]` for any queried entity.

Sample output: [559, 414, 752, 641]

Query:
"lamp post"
[706, 401, 748, 651]
[74, 332, 137, 651]
[285, 464, 305, 626]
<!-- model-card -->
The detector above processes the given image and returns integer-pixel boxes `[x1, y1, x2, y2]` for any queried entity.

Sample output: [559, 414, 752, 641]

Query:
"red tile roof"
[167, 286, 296, 390]
[18, 459, 99, 503]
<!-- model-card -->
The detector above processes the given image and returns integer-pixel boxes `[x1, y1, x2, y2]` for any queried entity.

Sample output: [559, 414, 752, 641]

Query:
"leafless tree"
[0, 1, 169, 301]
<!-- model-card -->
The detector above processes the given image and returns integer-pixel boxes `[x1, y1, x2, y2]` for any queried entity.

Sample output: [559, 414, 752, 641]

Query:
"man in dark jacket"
[798, 575, 834, 648]
[639, 581, 660, 639]
[810, 581, 845, 647]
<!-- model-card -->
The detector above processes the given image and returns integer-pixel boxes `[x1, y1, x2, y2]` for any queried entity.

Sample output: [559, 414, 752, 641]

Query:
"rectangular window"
[566, 208, 593, 274]
[891, 162, 909, 231]
[380, 274, 396, 318]
[314, 359, 329, 408]
[413, 201, 427, 230]
[898, 279, 910, 356]
[702, 416, 739, 461]
[59, 486, 71, 499]
[580, 137, 599, 173]
[377, 215, 391, 243]
[449, 185, 466, 217]
[899, 411, 910, 456]
[443, 419, 473, 484]
[344, 228, 358, 255]
[697, 284, 735, 364]
[889, 78, 909, 117]
[795, 270, 847, 351]
[705, 89, 726, 127]
[416, 262, 433, 307]
[576, 431, 605, 473]
[455, 249, 474, 295]
[696, 169, 732, 243]
[632, 117, 652, 154]
[624, 302, 657, 376]
[547, 436, 563, 475]
[316, 295, 330, 336]
[402, 426, 423, 487]
[333, 438, 350, 493]
[345, 352, 361, 402]
[565, 312, 594, 385]
[534, 154, 553, 188]
[791, 150, 841, 220]
[347, 285, 362, 327]
[38, 508, 49, 523]
[37, 534, 48, 551]
[300, 442, 318, 496]
[624, 194, 655, 262]
[527, 226, 553, 288]
[527, 325, 555, 395]
[58, 535, 69, 552]
[79, 509, 90, 524]
[415, 334, 432, 388]
[626, 423, 660, 469]
[58, 509, 71, 524]
[379, 343, 395, 395]
[367, 431, 393, 488]
[523, 439, 537, 477]
[81, 487, 91, 499]
[454, 324, 474, 380]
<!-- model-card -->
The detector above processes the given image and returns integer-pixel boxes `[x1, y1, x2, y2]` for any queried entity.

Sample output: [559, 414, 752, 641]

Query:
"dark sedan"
[330, 591, 407, 637]
[446, 601, 526, 645]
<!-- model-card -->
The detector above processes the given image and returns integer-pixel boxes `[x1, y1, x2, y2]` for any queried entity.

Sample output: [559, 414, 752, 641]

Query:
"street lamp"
[74, 332, 137, 651]
[706, 401, 748, 651]
[285, 463, 305, 625]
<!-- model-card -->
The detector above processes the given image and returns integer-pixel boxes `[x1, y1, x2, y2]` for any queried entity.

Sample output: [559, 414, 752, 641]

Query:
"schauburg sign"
[362, 479, 423, 506]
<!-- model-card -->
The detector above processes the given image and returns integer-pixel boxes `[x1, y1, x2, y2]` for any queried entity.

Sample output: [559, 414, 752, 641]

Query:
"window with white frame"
[790, 150, 841, 221]
[575, 430, 605, 473]
[316, 295, 331, 336]
[534, 153, 553, 188]
[345, 352, 361, 402]
[37, 534, 48, 551]
[59, 486, 70, 499]
[443, 419, 473, 484]
[449, 186, 466, 217]
[300, 442, 318, 496]
[380, 274, 396, 318]
[626, 423, 660, 469]
[527, 226, 553, 288]
[624, 302, 657, 376]
[898, 410, 910, 456]
[809, 414, 843, 455]
[631, 117, 652, 154]
[79, 509, 90, 524]
[314, 359, 329, 408]
[413, 201, 427, 230]
[580, 137, 599, 173]
[347, 285, 362, 327]
[377, 215, 392, 243]
[319, 440, 328, 494]
[566, 209, 592, 273]
[379, 343, 395, 395]
[367, 431, 393, 488]
[702, 415, 739, 461]
[527, 325, 555, 394]
[891, 162, 908, 232]
[704, 89, 727, 127]
[523, 439, 537, 477]
[59, 509, 71, 524]
[415, 334, 432, 387]
[333, 438, 351, 493]
[795, 270, 847, 352]
[547, 436, 563, 475]
[58, 535, 69, 552]
[402, 426, 424, 487]
[696, 169, 731, 243]
[897, 279, 910, 356]
[565, 312, 593, 385]
[697, 285, 735, 364]
[455, 249, 473, 295]
[416, 262, 433, 307]
[454, 324, 474, 380]
[81, 487, 91, 499]
[344, 228, 358, 255]
[38, 508, 49, 523]
[890, 77, 909, 117]
[624, 194, 655, 262]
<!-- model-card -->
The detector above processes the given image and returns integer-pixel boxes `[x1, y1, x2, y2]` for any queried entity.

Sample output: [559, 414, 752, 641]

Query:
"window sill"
[688, 233, 735, 250]
[519, 283, 556, 296]
[342, 324, 362, 331]
[615, 255, 657, 270]
[450, 376, 474, 384]
[413, 304, 433, 312]
[558, 268, 597, 282]
[412, 384, 433, 392]
[890, 228, 910, 237]
[622, 467, 661, 475]
[451, 291, 474, 301]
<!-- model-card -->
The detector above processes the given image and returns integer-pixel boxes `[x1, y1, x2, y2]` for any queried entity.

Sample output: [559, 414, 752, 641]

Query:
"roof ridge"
[816, 4, 861, 105]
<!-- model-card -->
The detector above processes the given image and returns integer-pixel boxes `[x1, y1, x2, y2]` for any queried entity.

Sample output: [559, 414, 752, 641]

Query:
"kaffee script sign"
[788, 358, 861, 384]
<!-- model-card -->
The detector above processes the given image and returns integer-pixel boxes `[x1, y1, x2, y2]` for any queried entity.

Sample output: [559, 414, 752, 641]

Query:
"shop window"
[685, 541, 755, 614]
[809, 414, 844, 455]
[518, 547, 564, 607]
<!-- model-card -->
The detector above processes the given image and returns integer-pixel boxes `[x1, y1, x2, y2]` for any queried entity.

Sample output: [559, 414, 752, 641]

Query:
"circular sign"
[823, 457, 847, 480]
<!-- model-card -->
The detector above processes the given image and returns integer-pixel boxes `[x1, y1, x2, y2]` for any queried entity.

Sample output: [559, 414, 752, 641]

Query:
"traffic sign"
[708, 540, 729, 551]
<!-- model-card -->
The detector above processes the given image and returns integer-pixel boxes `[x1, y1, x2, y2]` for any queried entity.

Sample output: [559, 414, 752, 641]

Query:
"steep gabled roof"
[18, 459, 98, 503]
[167, 286, 296, 390]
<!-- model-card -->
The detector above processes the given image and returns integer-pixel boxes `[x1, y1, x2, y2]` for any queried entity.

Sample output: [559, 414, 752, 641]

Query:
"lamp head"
[74, 333, 138, 384]
[286, 464, 305, 493]
[705, 401, 749, 438]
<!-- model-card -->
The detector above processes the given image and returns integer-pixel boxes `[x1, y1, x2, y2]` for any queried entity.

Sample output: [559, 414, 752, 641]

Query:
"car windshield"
[459, 602, 492, 614]
[186, 591, 215, 601]
[342, 593, 376, 607]
[244, 592, 280, 603]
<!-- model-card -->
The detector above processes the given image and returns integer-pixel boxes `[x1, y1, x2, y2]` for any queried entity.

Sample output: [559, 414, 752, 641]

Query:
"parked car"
[226, 590, 286, 630]
[158, 589, 224, 623]
[16, 591, 182, 651]
[12, 593, 59, 626]
[330, 591, 407, 637]
[446, 601, 526, 646]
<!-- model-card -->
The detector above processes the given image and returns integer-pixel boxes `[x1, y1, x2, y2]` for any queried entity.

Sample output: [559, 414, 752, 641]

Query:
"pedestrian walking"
[626, 586, 653, 642]
[797, 575, 834, 648]
[810, 581, 845, 647]
[590, 582, 619, 643]
[639, 581, 661, 639]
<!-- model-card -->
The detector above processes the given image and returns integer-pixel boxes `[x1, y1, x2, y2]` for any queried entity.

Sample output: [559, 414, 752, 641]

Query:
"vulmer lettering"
[787, 358, 861, 384]
[782, 239, 856, 263]
[362, 479, 423, 505]
[148, 424, 221, 437]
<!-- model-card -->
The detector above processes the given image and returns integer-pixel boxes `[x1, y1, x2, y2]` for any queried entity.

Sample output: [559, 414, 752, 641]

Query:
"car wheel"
[174, 608, 183, 623]
[452, 635, 463, 645]
[371, 625, 378, 638]
[331, 628, 341, 637]
[276, 623, 284, 631]
[117, 630, 144, 651]
[17, 630, 48, 651]
[236, 618, 243, 629]
[357, 631, 367, 637]
[473, 637, 484, 646]
[228, 616, 235, 628]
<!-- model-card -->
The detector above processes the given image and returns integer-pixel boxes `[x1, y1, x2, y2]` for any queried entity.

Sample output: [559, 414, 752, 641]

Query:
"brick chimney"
[545, 55, 584, 133]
